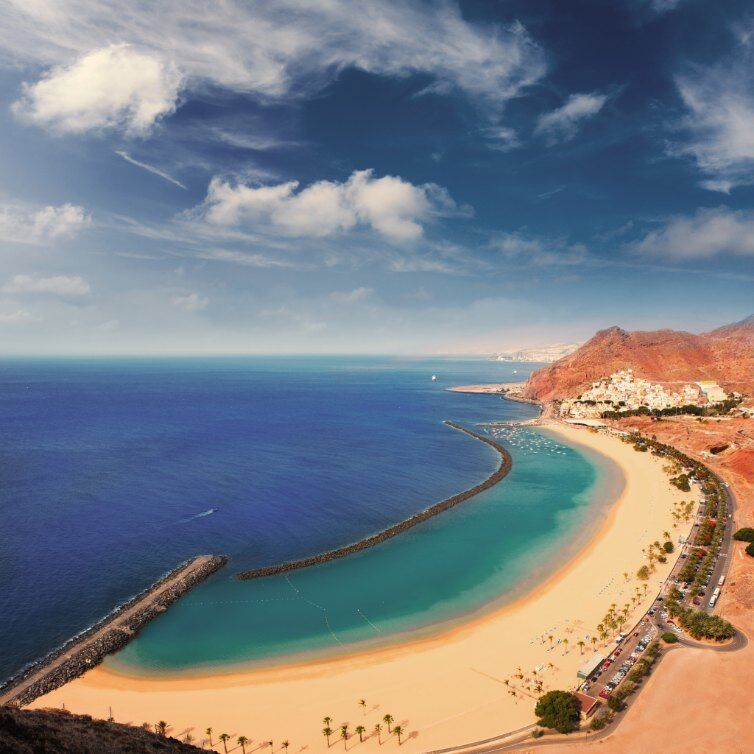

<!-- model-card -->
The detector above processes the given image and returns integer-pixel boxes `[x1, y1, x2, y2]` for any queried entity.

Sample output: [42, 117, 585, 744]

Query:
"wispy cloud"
[2, 274, 91, 297]
[329, 286, 374, 304]
[116, 150, 187, 189]
[171, 291, 209, 312]
[630, 206, 754, 259]
[672, 45, 754, 192]
[3, 1, 546, 137]
[535, 92, 608, 144]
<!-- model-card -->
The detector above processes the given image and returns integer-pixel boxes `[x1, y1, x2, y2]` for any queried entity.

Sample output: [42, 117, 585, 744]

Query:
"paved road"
[700, 477, 736, 612]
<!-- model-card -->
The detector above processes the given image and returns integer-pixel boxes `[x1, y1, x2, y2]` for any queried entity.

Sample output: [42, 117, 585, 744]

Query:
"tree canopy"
[534, 690, 581, 733]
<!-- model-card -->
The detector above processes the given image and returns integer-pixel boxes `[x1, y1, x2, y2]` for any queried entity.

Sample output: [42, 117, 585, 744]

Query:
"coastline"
[29, 423, 692, 752]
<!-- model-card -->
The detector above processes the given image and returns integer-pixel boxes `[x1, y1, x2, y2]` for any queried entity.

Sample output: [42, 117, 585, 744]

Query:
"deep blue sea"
[0, 357, 612, 681]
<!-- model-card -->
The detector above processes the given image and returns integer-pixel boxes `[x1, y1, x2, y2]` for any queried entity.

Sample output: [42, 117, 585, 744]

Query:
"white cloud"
[329, 287, 374, 304]
[0, 309, 39, 324]
[0, 202, 91, 243]
[535, 92, 607, 144]
[673, 51, 754, 191]
[494, 232, 589, 266]
[116, 150, 187, 189]
[171, 291, 209, 312]
[2, 274, 91, 297]
[13, 44, 181, 135]
[631, 207, 754, 259]
[3, 1, 544, 131]
[200, 169, 465, 242]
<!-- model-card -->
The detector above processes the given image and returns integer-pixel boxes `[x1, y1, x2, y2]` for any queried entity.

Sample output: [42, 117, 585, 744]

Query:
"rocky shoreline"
[0, 555, 227, 707]
[237, 421, 512, 580]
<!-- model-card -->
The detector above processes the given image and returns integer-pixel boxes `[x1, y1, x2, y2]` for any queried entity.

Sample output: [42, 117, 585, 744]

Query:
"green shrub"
[535, 691, 581, 734]
[636, 565, 650, 580]
[663, 541, 674, 553]
[589, 711, 612, 731]
[746, 542, 754, 558]
[607, 693, 625, 712]
[733, 527, 754, 542]
[661, 631, 678, 643]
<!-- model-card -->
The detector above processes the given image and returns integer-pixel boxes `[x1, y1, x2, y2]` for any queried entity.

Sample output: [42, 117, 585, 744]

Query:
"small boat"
[431, 375, 438, 381]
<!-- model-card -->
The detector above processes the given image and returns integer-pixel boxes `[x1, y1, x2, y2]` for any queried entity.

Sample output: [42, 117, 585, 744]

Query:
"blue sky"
[0, 0, 752, 354]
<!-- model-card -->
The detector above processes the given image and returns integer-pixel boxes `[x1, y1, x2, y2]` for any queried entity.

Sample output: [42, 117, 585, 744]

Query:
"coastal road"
[699, 477, 736, 612]
[0, 555, 217, 707]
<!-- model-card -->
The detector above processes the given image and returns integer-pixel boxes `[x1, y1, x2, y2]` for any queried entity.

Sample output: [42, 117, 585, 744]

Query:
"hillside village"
[559, 370, 733, 419]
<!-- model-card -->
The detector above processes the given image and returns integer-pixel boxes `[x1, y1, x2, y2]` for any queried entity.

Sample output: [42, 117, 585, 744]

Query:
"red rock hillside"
[523, 315, 754, 402]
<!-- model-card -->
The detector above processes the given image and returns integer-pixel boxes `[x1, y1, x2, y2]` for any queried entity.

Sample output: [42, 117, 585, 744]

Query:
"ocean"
[0, 357, 613, 681]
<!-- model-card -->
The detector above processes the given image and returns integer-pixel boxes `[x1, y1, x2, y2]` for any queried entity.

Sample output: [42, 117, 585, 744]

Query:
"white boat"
[431, 375, 437, 381]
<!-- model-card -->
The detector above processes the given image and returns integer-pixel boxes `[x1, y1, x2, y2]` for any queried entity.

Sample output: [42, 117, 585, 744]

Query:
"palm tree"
[374, 723, 382, 744]
[359, 699, 367, 713]
[156, 721, 168, 737]
[590, 637, 598, 648]
[219, 733, 231, 753]
[548, 635, 553, 645]
[282, 740, 290, 754]
[324, 717, 333, 729]
[206, 727, 213, 747]
[324, 727, 334, 747]
[577, 640, 585, 654]
[355, 725, 366, 743]
[394, 726, 403, 745]
[268, 741, 274, 751]
[340, 724, 349, 748]
[383, 714, 394, 734]
[563, 638, 569, 652]
[238, 735, 249, 754]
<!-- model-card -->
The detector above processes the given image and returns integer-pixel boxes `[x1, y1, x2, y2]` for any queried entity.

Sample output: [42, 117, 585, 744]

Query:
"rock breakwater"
[237, 421, 511, 580]
[0, 555, 227, 707]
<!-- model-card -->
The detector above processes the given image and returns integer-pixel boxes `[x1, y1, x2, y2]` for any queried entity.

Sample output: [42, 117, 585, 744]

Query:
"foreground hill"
[0, 706, 204, 753]
[523, 315, 754, 402]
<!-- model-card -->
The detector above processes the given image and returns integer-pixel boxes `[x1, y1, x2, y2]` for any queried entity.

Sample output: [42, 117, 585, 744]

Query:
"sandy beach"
[30, 423, 693, 752]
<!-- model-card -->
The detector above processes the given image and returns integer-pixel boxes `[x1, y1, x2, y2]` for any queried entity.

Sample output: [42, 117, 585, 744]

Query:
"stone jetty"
[0, 554, 227, 707]
[237, 421, 512, 580]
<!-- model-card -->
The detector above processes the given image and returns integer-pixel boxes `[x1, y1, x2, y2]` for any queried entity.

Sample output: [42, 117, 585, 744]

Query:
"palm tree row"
[322, 708, 404, 746]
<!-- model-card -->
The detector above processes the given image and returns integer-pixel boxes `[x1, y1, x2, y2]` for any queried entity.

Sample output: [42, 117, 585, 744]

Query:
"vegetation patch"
[733, 527, 754, 542]
[535, 690, 581, 734]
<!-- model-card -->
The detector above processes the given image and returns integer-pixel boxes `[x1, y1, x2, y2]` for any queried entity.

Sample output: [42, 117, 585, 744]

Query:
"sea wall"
[237, 421, 512, 580]
[0, 555, 227, 707]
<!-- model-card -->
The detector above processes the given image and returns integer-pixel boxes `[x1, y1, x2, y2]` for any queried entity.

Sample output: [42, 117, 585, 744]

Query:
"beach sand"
[29, 424, 693, 751]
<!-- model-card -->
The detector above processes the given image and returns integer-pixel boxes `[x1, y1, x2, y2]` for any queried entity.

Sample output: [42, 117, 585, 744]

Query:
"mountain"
[523, 315, 754, 402]
[495, 343, 581, 363]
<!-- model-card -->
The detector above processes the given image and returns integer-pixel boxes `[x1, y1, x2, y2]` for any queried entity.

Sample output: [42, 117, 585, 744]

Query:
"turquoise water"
[111, 425, 618, 675]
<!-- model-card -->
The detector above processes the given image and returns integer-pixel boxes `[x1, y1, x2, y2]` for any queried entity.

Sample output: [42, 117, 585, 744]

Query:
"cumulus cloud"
[0, 202, 91, 243]
[171, 292, 209, 312]
[2, 274, 91, 297]
[329, 287, 374, 304]
[673, 52, 754, 192]
[3, 1, 544, 134]
[200, 169, 466, 242]
[13, 44, 181, 135]
[631, 207, 754, 259]
[535, 92, 607, 144]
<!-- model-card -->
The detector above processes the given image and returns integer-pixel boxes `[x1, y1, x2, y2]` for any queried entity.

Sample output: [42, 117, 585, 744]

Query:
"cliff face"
[523, 315, 754, 402]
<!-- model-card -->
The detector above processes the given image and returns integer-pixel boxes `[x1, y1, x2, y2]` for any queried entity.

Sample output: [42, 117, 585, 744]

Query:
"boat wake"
[182, 508, 218, 523]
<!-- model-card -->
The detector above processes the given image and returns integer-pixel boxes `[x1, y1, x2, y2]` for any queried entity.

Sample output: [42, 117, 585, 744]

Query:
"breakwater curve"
[0, 554, 227, 707]
[237, 421, 512, 580]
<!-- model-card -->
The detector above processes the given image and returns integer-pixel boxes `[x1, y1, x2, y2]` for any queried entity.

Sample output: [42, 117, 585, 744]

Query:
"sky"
[0, 0, 753, 355]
